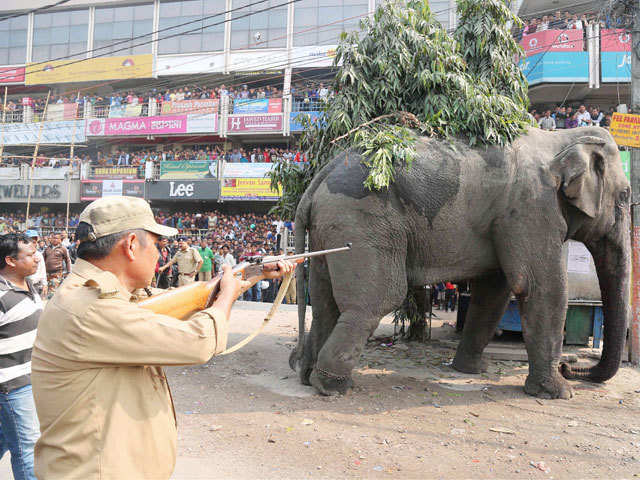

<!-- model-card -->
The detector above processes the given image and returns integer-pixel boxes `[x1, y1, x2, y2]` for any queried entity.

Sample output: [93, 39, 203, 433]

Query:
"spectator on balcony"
[117, 151, 130, 166]
[538, 16, 549, 31]
[549, 11, 565, 29]
[568, 14, 583, 30]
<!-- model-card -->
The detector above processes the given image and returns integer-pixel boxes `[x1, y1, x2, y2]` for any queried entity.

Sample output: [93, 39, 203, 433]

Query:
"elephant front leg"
[310, 312, 378, 395]
[511, 265, 573, 400]
[452, 271, 511, 374]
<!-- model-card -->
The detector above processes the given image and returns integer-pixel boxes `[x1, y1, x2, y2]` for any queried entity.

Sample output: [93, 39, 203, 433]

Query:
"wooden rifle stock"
[137, 244, 351, 320]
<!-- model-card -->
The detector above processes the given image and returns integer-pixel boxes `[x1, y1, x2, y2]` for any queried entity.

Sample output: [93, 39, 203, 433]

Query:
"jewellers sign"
[147, 180, 220, 201]
[0, 180, 80, 203]
[226, 114, 283, 133]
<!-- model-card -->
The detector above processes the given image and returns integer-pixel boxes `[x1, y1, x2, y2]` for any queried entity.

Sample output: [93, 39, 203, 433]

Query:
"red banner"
[601, 29, 631, 52]
[0, 67, 25, 84]
[46, 103, 78, 121]
[520, 29, 584, 56]
[268, 98, 282, 113]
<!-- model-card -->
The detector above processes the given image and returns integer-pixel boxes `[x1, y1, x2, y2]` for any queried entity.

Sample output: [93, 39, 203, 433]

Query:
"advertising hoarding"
[81, 180, 144, 201]
[609, 113, 640, 148]
[520, 52, 588, 85]
[147, 180, 220, 200]
[233, 98, 282, 114]
[226, 114, 283, 133]
[26, 54, 153, 85]
[85, 113, 218, 137]
[601, 52, 631, 83]
[519, 29, 584, 57]
[161, 99, 219, 115]
[221, 178, 280, 200]
[159, 161, 217, 179]
[0, 66, 25, 84]
[0, 120, 85, 145]
[0, 180, 79, 203]
[601, 29, 631, 52]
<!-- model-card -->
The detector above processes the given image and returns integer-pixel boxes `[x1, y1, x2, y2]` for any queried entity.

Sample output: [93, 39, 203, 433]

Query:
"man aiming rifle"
[30, 196, 296, 479]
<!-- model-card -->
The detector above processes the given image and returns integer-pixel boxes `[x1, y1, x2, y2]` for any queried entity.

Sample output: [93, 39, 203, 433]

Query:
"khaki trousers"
[178, 273, 196, 286]
[198, 270, 212, 282]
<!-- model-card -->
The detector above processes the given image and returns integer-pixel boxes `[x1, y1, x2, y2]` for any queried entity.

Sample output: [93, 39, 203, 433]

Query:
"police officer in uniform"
[30, 196, 294, 479]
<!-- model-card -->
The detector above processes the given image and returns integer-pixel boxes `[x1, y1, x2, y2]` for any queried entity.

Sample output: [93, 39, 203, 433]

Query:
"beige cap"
[78, 196, 178, 241]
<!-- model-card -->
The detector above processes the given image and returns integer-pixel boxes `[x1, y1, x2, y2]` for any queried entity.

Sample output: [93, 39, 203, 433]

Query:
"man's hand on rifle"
[262, 260, 296, 280]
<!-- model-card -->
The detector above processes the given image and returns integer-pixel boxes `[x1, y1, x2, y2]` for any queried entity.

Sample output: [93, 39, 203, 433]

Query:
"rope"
[219, 271, 294, 356]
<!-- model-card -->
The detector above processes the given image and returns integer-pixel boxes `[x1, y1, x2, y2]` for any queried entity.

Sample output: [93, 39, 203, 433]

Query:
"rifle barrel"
[256, 243, 352, 265]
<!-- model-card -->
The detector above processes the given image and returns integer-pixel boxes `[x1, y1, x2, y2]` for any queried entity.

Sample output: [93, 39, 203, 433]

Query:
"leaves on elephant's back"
[269, 0, 532, 219]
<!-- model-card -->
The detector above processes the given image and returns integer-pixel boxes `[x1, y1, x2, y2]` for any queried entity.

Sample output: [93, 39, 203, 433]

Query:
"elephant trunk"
[561, 214, 631, 382]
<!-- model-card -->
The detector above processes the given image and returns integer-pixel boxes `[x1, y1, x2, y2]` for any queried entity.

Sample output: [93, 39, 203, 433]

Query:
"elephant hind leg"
[295, 257, 340, 386]
[452, 271, 511, 374]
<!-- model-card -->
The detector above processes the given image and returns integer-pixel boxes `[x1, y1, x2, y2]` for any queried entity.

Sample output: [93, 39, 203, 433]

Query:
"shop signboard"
[601, 29, 631, 52]
[161, 99, 219, 115]
[0, 120, 86, 145]
[81, 180, 144, 201]
[601, 52, 631, 83]
[0, 180, 79, 203]
[222, 162, 273, 178]
[220, 178, 280, 200]
[610, 113, 640, 148]
[147, 180, 220, 200]
[89, 166, 141, 180]
[233, 98, 282, 114]
[26, 54, 153, 85]
[85, 113, 218, 137]
[520, 52, 588, 85]
[519, 29, 584, 56]
[226, 114, 283, 133]
[0, 66, 25, 84]
[159, 161, 217, 179]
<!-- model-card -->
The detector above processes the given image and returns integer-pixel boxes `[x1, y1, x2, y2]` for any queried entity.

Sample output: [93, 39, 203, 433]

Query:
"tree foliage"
[269, 0, 531, 219]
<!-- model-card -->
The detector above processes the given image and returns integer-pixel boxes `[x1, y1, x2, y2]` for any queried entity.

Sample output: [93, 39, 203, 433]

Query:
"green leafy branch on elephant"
[269, 0, 532, 219]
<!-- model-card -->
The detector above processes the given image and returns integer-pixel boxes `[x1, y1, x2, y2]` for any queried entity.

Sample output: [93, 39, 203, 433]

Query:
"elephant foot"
[309, 367, 353, 396]
[524, 372, 573, 400]
[451, 352, 488, 374]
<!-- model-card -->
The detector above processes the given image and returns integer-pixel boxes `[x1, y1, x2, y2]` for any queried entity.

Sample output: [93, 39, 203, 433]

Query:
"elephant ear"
[553, 136, 606, 218]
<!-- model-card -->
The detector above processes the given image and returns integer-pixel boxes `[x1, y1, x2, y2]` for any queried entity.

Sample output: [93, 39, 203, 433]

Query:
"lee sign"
[147, 180, 220, 201]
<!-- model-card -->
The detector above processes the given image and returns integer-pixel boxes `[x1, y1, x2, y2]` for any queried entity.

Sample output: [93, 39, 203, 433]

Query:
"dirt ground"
[2, 301, 639, 479]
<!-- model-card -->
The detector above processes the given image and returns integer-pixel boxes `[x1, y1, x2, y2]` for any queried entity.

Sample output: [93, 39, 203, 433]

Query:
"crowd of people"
[0, 208, 296, 302]
[92, 145, 306, 167]
[516, 10, 623, 39]
[3, 78, 335, 121]
[532, 104, 613, 131]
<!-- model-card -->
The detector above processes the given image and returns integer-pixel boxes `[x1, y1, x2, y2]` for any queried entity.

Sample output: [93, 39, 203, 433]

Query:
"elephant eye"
[619, 187, 630, 205]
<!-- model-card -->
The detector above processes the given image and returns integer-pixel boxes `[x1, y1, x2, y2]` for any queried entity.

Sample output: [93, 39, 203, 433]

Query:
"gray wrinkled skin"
[291, 127, 631, 400]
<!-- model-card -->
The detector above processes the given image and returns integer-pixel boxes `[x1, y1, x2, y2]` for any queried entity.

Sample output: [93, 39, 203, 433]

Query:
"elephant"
[289, 126, 631, 400]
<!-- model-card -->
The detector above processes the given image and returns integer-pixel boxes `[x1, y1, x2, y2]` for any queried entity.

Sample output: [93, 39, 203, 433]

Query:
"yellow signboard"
[26, 54, 153, 85]
[610, 112, 640, 148]
[221, 178, 281, 200]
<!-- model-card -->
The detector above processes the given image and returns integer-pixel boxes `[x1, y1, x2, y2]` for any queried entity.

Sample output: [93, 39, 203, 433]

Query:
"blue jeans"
[0, 384, 39, 480]
[243, 283, 262, 302]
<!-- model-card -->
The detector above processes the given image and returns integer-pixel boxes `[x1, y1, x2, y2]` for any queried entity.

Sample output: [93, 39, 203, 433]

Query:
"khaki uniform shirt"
[31, 259, 228, 480]
[173, 248, 202, 275]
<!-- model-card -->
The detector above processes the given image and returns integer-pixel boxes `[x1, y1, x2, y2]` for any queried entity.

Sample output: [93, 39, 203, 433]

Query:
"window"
[94, 4, 153, 56]
[32, 10, 89, 63]
[230, 0, 287, 50]
[293, 0, 368, 46]
[34, 11, 85, 61]
[158, 0, 226, 54]
[0, 16, 28, 65]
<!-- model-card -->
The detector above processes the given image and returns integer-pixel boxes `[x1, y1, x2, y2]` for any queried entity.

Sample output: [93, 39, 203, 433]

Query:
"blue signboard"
[234, 98, 269, 113]
[290, 111, 323, 132]
[520, 52, 589, 85]
[601, 51, 631, 83]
